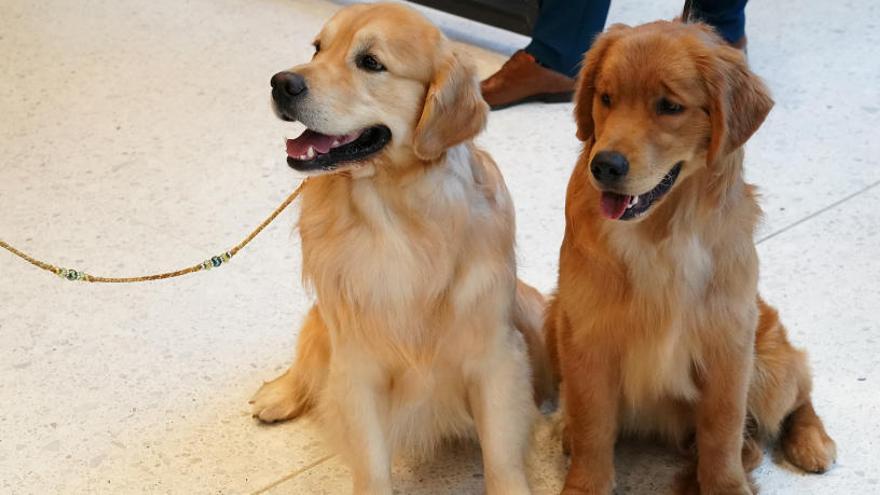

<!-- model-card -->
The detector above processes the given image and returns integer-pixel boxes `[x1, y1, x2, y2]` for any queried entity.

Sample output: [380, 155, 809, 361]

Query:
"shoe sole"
[488, 91, 574, 111]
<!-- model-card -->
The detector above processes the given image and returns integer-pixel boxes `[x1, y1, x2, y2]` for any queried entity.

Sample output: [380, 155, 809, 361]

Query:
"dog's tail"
[513, 280, 557, 405]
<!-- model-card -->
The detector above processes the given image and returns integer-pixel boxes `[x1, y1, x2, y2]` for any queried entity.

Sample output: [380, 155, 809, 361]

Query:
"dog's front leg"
[324, 353, 393, 495]
[468, 328, 535, 495]
[693, 318, 756, 495]
[559, 338, 619, 495]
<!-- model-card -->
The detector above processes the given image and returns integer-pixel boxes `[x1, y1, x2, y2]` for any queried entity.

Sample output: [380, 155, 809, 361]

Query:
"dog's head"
[271, 3, 488, 175]
[573, 21, 773, 221]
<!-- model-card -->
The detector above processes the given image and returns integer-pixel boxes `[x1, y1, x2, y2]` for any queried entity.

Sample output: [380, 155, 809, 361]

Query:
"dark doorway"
[410, 0, 540, 35]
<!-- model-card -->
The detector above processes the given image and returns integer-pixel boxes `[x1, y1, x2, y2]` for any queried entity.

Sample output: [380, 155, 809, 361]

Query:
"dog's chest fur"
[607, 223, 714, 430]
[306, 183, 454, 307]
[299, 146, 515, 378]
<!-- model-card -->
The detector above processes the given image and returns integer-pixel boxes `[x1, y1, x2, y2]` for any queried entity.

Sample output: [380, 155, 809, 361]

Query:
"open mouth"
[599, 162, 683, 220]
[285, 125, 391, 172]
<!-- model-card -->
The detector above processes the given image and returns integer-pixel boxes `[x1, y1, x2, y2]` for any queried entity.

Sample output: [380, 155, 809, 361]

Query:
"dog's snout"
[590, 151, 630, 185]
[271, 71, 308, 98]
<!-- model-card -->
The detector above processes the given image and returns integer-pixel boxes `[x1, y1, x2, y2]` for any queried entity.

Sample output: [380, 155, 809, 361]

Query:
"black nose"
[590, 151, 630, 185]
[270, 71, 307, 98]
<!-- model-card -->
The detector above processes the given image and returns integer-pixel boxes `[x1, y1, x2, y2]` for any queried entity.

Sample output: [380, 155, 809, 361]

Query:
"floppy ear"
[412, 51, 489, 161]
[699, 45, 774, 165]
[573, 24, 628, 142]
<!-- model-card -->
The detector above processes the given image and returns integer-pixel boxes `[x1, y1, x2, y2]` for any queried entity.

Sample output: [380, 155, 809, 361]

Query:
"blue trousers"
[526, 0, 748, 78]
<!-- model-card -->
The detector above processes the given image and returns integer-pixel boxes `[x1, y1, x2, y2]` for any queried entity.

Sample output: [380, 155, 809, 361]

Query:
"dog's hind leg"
[781, 400, 837, 473]
[250, 305, 329, 423]
[748, 297, 836, 473]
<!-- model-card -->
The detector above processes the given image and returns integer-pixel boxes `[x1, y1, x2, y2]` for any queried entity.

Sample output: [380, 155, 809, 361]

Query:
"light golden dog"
[545, 21, 836, 494]
[250, 4, 550, 494]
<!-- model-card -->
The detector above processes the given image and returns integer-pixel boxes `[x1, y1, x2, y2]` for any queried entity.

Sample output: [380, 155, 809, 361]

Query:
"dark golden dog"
[546, 21, 836, 494]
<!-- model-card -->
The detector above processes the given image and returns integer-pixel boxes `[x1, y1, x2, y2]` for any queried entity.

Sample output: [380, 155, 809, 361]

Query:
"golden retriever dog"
[545, 21, 837, 494]
[249, 4, 551, 494]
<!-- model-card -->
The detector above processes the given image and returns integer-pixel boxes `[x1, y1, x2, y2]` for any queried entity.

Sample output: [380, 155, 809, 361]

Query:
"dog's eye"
[357, 54, 386, 72]
[657, 98, 684, 115]
[313, 41, 321, 53]
[600, 93, 612, 107]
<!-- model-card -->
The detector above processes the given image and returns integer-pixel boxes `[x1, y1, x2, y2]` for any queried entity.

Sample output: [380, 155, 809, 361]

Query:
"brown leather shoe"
[480, 50, 575, 111]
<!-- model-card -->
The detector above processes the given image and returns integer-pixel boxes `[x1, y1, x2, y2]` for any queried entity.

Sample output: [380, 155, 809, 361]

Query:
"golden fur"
[546, 21, 836, 494]
[249, 4, 550, 494]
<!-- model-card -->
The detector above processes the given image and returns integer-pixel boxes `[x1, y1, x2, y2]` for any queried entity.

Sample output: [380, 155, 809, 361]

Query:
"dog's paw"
[710, 486, 754, 495]
[782, 422, 837, 474]
[674, 465, 756, 495]
[560, 488, 596, 495]
[560, 471, 614, 495]
[560, 486, 607, 495]
[249, 373, 308, 423]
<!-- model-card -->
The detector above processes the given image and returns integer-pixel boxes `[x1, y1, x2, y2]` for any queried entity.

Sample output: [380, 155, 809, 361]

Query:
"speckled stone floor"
[1, 0, 877, 493]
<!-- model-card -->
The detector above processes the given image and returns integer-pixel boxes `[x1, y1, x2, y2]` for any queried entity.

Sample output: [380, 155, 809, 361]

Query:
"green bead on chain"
[201, 251, 233, 271]
[56, 267, 89, 281]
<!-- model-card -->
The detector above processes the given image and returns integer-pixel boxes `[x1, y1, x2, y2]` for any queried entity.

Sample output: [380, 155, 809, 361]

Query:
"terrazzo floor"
[1, 0, 878, 493]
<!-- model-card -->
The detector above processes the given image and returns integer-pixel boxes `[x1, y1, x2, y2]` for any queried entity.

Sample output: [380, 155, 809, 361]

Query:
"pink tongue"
[286, 129, 361, 158]
[286, 130, 335, 157]
[600, 192, 631, 220]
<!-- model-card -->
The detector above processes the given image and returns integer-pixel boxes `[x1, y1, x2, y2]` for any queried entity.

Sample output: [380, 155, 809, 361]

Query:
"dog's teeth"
[305, 146, 315, 159]
[331, 139, 341, 147]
